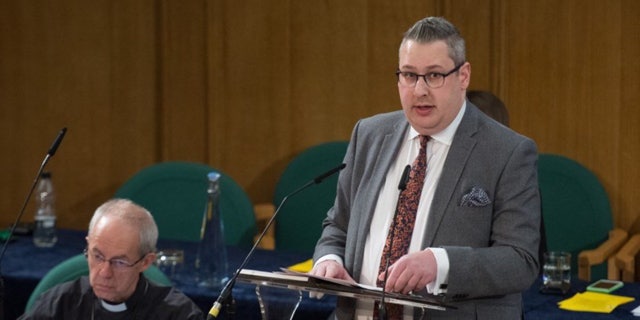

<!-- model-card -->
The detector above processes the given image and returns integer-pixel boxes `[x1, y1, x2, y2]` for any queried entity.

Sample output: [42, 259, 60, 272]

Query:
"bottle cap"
[207, 172, 221, 182]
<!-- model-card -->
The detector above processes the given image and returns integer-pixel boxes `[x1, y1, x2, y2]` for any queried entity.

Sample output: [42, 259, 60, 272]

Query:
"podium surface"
[237, 269, 452, 311]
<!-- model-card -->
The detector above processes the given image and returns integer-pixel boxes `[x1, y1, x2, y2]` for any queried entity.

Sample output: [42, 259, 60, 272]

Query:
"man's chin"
[93, 287, 118, 302]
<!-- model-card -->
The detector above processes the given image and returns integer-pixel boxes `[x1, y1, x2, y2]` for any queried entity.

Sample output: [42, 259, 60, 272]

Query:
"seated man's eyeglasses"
[84, 248, 147, 270]
[396, 62, 464, 88]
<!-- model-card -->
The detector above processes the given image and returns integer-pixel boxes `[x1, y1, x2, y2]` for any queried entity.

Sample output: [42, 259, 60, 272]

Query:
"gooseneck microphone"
[207, 163, 347, 319]
[47, 127, 67, 157]
[0, 127, 67, 320]
[378, 164, 411, 320]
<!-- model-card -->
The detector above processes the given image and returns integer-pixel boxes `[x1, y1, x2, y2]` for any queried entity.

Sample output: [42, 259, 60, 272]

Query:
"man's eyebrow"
[90, 248, 130, 260]
[398, 64, 446, 72]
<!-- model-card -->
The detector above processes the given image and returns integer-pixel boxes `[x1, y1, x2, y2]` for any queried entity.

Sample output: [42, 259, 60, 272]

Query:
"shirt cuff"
[314, 254, 344, 268]
[426, 247, 449, 295]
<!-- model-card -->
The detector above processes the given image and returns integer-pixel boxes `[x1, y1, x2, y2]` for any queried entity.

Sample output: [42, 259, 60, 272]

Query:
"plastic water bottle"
[195, 171, 229, 288]
[33, 171, 58, 247]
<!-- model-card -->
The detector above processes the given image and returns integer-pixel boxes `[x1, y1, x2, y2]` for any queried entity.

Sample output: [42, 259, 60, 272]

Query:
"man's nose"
[97, 261, 115, 276]
[413, 77, 431, 95]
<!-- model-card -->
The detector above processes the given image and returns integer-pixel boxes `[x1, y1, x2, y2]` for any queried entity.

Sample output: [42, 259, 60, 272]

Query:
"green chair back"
[274, 141, 349, 253]
[25, 254, 171, 312]
[115, 161, 256, 247]
[538, 153, 613, 279]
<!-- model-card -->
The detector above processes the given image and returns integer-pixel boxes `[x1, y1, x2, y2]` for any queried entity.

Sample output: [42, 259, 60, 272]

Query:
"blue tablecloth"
[524, 278, 640, 319]
[1, 229, 334, 319]
[2, 229, 640, 319]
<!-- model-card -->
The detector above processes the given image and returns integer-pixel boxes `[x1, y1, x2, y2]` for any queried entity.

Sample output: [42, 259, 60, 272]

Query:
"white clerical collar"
[100, 299, 127, 312]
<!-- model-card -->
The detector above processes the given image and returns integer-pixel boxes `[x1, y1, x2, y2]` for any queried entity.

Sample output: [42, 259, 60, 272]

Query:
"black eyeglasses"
[84, 248, 147, 271]
[396, 62, 464, 88]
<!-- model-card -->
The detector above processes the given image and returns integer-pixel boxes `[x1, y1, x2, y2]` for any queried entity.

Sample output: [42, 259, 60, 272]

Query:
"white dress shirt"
[316, 103, 467, 319]
[354, 103, 466, 319]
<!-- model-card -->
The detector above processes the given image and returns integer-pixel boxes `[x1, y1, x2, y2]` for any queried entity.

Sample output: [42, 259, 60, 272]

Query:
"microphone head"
[48, 127, 67, 157]
[398, 165, 411, 190]
[313, 163, 346, 184]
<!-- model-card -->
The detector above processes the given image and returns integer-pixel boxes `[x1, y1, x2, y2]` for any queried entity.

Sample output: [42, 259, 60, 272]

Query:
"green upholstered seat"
[538, 153, 627, 281]
[274, 141, 348, 253]
[115, 161, 256, 247]
[25, 254, 171, 312]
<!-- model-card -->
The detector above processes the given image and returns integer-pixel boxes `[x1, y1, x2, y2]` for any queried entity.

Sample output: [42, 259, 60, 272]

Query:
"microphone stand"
[0, 128, 67, 320]
[207, 163, 346, 319]
[378, 164, 411, 320]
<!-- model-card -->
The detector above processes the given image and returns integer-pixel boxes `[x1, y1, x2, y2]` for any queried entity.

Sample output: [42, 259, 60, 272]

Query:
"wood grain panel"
[159, 0, 208, 162]
[442, 0, 495, 91]
[365, 1, 441, 115]
[1, 0, 638, 234]
[619, 0, 640, 232]
[0, 1, 158, 230]
[206, 0, 442, 203]
[501, 0, 636, 228]
[207, 1, 295, 203]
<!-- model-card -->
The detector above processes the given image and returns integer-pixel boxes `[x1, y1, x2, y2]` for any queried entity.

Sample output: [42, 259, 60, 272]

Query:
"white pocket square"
[460, 186, 491, 207]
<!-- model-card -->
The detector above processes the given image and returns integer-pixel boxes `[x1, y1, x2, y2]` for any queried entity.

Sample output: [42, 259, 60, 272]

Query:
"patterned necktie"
[374, 135, 429, 319]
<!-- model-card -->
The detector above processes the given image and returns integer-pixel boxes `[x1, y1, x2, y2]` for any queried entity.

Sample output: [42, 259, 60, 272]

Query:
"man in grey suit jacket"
[311, 17, 540, 319]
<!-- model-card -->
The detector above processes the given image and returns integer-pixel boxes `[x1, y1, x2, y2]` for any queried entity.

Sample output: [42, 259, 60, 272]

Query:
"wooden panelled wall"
[1, 0, 639, 234]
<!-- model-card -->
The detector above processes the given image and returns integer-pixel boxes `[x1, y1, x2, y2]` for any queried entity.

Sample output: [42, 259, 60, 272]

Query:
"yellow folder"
[558, 291, 634, 313]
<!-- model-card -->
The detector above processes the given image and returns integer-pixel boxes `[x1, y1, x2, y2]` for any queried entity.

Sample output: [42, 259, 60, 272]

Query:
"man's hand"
[310, 260, 356, 283]
[378, 249, 437, 294]
[308, 260, 355, 299]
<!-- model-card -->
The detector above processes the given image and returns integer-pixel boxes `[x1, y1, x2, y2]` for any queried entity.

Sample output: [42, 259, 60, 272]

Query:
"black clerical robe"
[20, 274, 203, 319]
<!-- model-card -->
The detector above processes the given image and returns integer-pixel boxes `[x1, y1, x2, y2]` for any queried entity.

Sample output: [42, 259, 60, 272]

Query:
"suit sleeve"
[312, 121, 361, 263]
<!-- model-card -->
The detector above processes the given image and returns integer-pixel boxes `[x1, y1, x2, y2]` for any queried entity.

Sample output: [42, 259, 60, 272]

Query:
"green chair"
[25, 254, 171, 312]
[272, 141, 349, 253]
[115, 161, 257, 247]
[538, 153, 627, 281]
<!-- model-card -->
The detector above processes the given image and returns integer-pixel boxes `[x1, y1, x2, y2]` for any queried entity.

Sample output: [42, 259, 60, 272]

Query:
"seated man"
[466, 90, 510, 127]
[20, 198, 204, 319]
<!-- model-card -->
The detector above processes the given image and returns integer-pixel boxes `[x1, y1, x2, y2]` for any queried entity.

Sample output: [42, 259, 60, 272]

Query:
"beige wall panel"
[619, 0, 640, 232]
[502, 0, 636, 229]
[287, 0, 368, 143]
[159, 0, 208, 162]
[207, 1, 294, 203]
[1, 0, 638, 233]
[0, 1, 158, 230]
[365, 1, 441, 115]
[442, 0, 496, 91]
[108, 0, 161, 185]
[206, 0, 442, 203]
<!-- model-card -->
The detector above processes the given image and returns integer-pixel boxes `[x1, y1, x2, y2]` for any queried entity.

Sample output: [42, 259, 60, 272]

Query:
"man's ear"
[459, 62, 471, 89]
[140, 252, 157, 270]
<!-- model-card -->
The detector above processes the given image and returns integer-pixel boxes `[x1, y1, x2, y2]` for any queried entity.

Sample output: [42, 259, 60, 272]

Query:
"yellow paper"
[288, 258, 313, 273]
[558, 291, 634, 313]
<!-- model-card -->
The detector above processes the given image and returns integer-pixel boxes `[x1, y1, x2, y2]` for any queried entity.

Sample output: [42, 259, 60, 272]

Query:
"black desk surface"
[2, 229, 640, 319]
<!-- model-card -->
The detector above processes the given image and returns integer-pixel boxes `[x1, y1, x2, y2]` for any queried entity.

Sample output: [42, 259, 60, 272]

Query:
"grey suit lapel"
[351, 116, 408, 278]
[363, 115, 410, 228]
[370, 121, 409, 192]
[423, 105, 480, 247]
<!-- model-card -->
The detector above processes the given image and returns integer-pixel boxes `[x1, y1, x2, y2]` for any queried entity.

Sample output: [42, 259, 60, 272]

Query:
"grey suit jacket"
[313, 103, 541, 320]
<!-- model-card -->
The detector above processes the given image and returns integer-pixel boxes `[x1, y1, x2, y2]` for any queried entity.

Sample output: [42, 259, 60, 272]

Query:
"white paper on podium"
[279, 268, 381, 291]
